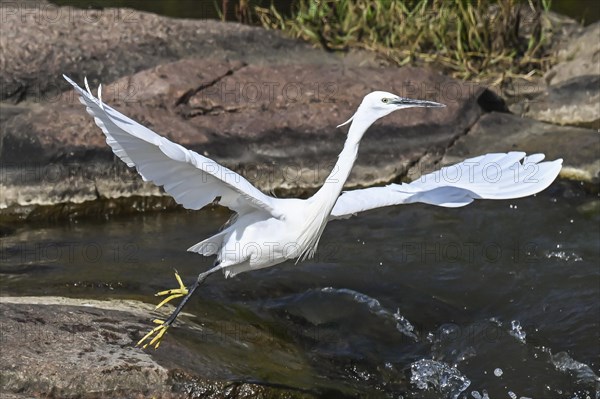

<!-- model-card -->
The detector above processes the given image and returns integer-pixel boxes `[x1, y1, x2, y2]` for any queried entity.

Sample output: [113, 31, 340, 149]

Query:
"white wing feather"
[330, 152, 562, 219]
[64, 75, 280, 217]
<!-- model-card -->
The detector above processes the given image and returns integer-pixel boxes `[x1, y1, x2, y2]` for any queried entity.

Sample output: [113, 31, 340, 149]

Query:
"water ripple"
[320, 287, 419, 342]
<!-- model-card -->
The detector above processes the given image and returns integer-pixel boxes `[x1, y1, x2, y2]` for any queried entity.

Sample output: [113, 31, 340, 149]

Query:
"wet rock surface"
[2, 192, 599, 398]
[0, 297, 316, 399]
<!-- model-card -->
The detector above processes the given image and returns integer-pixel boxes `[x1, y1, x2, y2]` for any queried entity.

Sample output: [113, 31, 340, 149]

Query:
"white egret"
[64, 75, 562, 349]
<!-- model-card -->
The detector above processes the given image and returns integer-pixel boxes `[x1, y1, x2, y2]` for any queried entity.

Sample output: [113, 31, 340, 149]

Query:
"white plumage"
[65, 75, 562, 278]
[331, 152, 562, 218]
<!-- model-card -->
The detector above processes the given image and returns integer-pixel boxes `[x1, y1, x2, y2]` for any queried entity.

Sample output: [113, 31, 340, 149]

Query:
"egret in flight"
[64, 75, 562, 349]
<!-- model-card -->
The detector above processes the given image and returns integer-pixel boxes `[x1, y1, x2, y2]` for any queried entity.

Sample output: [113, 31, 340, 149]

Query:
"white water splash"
[545, 250, 583, 262]
[410, 359, 471, 399]
[470, 390, 490, 399]
[509, 320, 526, 344]
[320, 287, 419, 341]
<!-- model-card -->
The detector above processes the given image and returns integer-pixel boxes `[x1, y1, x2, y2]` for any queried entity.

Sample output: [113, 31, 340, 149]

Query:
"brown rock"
[0, 297, 171, 398]
[0, 297, 316, 398]
[1, 58, 497, 214]
[0, 1, 342, 105]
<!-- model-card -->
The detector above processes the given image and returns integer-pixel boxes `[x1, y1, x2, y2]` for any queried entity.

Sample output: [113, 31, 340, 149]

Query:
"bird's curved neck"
[312, 115, 371, 206]
[295, 113, 372, 261]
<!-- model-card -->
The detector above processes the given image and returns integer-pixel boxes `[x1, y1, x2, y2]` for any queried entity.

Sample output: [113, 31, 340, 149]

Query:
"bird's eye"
[381, 98, 389, 104]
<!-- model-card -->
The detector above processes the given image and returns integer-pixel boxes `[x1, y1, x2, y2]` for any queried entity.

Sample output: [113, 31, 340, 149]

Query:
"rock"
[0, 104, 30, 125]
[2, 0, 593, 223]
[441, 112, 599, 183]
[0, 296, 316, 398]
[0, 297, 171, 398]
[0, 0, 503, 221]
[508, 22, 599, 128]
[1, 58, 496, 217]
[513, 75, 600, 129]
[545, 22, 600, 86]
[0, 1, 345, 104]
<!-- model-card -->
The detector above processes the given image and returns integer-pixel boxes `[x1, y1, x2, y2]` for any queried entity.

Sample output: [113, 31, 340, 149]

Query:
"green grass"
[255, 0, 554, 82]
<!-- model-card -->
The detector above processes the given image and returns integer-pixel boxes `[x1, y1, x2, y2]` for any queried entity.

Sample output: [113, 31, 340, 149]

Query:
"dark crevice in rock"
[476, 88, 509, 113]
[174, 62, 247, 107]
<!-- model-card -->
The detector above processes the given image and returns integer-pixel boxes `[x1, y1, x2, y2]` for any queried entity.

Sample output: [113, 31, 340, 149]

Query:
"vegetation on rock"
[255, 0, 555, 82]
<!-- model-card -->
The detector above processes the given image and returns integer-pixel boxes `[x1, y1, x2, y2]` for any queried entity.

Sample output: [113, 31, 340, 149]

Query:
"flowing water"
[2, 180, 599, 398]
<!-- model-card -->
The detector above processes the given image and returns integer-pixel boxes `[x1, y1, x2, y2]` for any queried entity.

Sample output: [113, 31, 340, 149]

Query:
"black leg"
[162, 272, 208, 326]
[137, 266, 218, 349]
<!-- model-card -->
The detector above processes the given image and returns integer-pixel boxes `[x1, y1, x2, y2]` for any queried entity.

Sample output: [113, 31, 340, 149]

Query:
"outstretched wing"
[65, 75, 281, 217]
[330, 152, 562, 219]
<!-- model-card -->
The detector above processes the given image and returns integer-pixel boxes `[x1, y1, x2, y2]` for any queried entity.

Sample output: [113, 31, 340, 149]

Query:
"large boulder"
[1, 0, 503, 220]
[1, 0, 594, 223]
[0, 296, 316, 398]
[1, 58, 497, 215]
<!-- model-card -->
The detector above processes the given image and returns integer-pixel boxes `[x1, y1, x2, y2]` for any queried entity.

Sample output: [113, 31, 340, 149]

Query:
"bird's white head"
[337, 90, 446, 128]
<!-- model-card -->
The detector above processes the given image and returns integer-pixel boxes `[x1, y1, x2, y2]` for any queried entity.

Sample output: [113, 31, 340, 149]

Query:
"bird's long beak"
[392, 98, 446, 108]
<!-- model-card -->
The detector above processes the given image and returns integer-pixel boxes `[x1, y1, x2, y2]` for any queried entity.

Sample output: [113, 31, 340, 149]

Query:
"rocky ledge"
[0, 3, 598, 221]
[0, 296, 317, 399]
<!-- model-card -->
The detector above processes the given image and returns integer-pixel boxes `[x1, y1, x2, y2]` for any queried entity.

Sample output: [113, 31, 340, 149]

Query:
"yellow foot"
[155, 270, 189, 309]
[137, 319, 170, 349]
